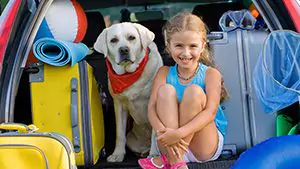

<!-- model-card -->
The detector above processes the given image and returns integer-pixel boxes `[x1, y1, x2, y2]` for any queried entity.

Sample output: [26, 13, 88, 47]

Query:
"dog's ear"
[94, 28, 108, 57]
[132, 23, 155, 49]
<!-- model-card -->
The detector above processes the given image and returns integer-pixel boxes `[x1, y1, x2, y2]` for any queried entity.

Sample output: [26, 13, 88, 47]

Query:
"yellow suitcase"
[29, 61, 104, 167]
[0, 123, 77, 169]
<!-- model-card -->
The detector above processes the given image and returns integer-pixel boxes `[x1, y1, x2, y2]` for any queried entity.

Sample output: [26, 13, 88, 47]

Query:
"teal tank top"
[166, 63, 227, 137]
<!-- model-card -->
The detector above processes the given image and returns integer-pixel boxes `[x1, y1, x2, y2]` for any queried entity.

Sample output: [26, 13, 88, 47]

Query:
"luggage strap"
[0, 123, 38, 133]
[71, 78, 81, 153]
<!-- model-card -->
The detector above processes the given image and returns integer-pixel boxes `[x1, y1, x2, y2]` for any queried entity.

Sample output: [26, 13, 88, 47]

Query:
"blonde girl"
[139, 12, 228, 169]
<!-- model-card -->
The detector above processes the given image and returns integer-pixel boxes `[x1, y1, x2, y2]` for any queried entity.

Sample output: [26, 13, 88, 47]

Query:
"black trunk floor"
[80, 154, 236, 169]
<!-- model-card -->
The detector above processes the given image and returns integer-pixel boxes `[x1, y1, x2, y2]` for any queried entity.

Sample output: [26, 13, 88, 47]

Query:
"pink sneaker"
[170, 161, 187, 169]
[138, 154, 169, 169]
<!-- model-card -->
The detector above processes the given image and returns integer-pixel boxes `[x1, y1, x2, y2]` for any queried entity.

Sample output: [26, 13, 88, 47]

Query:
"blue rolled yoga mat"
[33, 38, 89, 66]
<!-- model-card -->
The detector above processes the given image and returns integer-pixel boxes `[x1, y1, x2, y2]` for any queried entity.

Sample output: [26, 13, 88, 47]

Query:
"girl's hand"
[169, 140, 189, 158]
[157, 128, 183, 146]
[156, 128, 165, 137]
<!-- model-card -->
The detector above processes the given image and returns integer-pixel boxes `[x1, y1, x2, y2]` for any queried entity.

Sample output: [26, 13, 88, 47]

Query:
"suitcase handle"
[0, 123, 38, 133]
[71, 78, 81, 153]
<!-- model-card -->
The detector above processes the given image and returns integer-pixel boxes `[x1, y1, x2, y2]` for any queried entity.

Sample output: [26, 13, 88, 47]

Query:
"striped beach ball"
[35, 0, 87, 43]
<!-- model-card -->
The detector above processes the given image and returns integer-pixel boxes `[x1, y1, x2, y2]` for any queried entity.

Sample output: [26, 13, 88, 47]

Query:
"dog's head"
[94, 22, 154, 75]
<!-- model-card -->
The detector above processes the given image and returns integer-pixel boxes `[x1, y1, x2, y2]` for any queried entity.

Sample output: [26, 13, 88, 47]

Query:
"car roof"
[76, 0, 238, 9]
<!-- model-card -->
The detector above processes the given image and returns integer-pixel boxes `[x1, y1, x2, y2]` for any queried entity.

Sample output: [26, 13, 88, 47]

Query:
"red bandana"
[106, 48, 149, 94]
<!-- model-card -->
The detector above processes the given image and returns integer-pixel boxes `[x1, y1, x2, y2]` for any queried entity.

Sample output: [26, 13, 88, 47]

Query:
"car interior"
[11, 0, 299, 168]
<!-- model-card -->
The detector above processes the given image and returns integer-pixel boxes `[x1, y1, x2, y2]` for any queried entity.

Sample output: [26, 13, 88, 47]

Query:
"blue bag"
[253, 30, 300, 113]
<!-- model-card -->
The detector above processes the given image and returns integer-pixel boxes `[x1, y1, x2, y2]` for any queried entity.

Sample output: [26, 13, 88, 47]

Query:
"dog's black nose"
[119, 46, 130, 56]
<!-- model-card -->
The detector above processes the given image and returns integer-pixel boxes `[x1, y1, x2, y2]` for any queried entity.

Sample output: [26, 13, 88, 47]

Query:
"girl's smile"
[169, 30, 205, 74]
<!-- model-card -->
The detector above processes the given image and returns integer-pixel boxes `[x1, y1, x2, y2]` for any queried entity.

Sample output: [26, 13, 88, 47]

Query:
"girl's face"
[169, 30, 205, 70]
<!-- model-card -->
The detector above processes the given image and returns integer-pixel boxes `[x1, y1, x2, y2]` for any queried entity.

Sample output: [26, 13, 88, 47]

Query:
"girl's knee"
[183, 85, 206, 106]
[157, 84, 177, 101]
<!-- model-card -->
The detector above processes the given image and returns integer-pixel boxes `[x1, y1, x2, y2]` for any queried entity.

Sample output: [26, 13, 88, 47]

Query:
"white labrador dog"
[94, 22, 162, 162]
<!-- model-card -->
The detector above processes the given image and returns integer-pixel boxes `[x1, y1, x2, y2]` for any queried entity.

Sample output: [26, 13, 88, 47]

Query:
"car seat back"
[136, 20, 175, 66]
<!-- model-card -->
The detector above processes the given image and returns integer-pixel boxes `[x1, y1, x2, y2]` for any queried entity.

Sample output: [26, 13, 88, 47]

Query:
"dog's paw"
[107, 153, 125, 162]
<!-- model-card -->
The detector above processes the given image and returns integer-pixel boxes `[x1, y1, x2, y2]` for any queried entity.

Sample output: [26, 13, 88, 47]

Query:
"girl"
[138, 12, 228, 169]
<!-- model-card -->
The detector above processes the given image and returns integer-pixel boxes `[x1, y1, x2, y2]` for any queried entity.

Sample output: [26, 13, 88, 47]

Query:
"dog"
[94, 22, 163, 162]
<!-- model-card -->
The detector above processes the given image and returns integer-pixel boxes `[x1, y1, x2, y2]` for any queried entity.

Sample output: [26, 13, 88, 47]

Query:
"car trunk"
[6, 0, 294, 168]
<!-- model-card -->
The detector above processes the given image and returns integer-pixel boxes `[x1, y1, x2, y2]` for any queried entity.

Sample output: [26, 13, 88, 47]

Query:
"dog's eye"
[110, 38, 119, 43]
[128, 35, 136, 41]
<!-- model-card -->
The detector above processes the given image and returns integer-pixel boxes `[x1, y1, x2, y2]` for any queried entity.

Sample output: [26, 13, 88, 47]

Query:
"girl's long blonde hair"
[163, 12, 229, 102]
